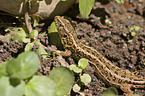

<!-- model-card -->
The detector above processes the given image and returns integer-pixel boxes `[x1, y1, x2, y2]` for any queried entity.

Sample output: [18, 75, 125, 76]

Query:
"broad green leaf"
[25, 43, 34, 51]
[6, 58, 21, 76]
[12, 28, 30, 43]
[73, 84, 80, 92]
[0, 62, 8, 76]
[14, 35, 30, 43]
[25, 76, 57, 96]
[13, 35, 24, 42]
[79, 0, 94, 18]
[78, 58, 88, 69]
[80, 74, 91, 85]
[6, 51, 40, 79]
[0, 76, 25, 96]
[102, 87, 118, 96]
[69, 64, 82, 73]
[29, 30, 38, 38]
[13, 28, 27, 37]
[49, 67, 74, 96]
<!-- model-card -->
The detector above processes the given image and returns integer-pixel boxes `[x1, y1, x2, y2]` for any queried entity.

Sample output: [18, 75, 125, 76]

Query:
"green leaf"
[22, 37, 30, 43]
[12, 28, 30, 43]
[29, 30, 38, 38]
[1, 34, 11, 43]
[13, 28, 27, 37]
[36, 45, 48, 58]
[102, 87, 118, 96]
[25, 43, 34, 51]
[6, 51, 40, 79]
[25, 75, 57, 96]
[0, 62, 8, 76]
[73, 84, 81, 92]
[79, 0, 94, 18]
[80, 74, 91, 85]
[69, 64, 82, 73]
[134, 26, 140, 31]
[105, 19, 112, 25]
[49, 67, 74, 96]
[78, 58, 88, 69]
[34, 40, 42, 46]
[14, 35, 25, 43]
[115, 0, 124, 4]
[130, 25, 140, 31]
[131, 31, 136, 37]
[14, 35, 30, 43]
[0, 76, 25, 96]
[49, 22, 58, 33]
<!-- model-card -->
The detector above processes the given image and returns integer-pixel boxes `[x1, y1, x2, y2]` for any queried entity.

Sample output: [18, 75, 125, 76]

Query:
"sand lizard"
[54, 16, 145, 96]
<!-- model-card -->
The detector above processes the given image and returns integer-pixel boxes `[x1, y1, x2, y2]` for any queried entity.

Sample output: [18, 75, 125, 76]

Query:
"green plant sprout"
[130, 25, 140, 31]
[131, 31, 136, 37]
[105, 19, 112, 25]
[69, 58, 92, 95]
[3, 20, 48, 58]
[73, 84, 81, 92]
[0, 51, 74, 96]
[130, 25, 140, 37]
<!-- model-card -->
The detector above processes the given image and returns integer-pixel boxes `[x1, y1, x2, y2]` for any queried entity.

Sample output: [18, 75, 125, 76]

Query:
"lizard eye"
[63, 34, 67, 38]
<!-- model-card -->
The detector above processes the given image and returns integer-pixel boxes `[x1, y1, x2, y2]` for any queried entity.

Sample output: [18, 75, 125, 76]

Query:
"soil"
[0, 0, 145, 96]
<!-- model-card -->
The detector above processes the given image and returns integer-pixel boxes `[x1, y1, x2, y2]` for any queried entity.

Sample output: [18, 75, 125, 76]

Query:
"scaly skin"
[54, 16, 145, 96]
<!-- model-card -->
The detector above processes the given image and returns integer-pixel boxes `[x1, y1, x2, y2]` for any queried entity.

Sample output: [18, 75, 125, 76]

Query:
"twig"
[25, 12, 32, 33]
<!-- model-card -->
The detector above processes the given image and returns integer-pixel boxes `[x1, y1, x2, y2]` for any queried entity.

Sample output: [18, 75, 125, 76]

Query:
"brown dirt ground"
[0, 0, 145, 96]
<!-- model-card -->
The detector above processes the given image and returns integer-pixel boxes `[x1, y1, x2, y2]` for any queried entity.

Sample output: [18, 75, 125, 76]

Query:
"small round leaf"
[80, 74, 91, 85]
[73, 84, 81, 92]
[131, 31, 136, 37]
[69, 64, 82, 73]
[78, 58, 88, 69]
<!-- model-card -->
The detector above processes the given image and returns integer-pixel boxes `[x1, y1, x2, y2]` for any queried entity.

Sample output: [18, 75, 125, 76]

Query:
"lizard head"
[54, 16, 77, 49]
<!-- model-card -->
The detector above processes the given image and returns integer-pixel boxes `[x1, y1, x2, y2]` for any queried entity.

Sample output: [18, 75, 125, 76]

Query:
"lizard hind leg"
[120, 84, 133, 96]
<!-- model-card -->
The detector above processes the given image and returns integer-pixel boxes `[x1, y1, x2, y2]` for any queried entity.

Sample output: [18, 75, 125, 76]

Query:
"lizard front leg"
[120, 84, 133, 96]
[49, 46, 72, 57]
